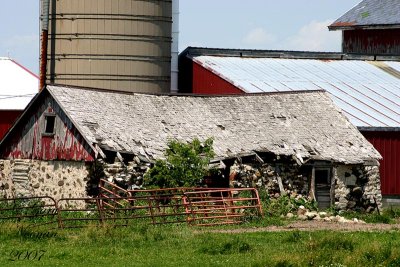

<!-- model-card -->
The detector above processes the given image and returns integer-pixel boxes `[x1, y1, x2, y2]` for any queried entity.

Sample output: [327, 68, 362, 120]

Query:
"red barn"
[179, 47, 400, 203]
[0, 85, 382, 211]
[0, 57, 38, 139]
[329, 0, 400, 55]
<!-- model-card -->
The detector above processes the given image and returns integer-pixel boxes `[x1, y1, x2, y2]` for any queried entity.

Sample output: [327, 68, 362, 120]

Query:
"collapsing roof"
[329, 0, 400, 30]
[15, 85, 379, 165]
[183, 48, 400, 128]
[0, 57, 38, 110]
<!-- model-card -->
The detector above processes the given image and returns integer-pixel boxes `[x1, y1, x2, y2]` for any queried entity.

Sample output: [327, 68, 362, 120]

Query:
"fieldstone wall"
[0, 160, 88, 201]
[103, 157, 150, 189]
[335, 165, 382, 212]
[230, 160, 382, 211]
[0, 160, 14, 198]
[230, 161, 309, 199]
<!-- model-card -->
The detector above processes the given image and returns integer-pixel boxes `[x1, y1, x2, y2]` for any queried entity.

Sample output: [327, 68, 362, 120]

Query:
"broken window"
[44, 115, 56, 135]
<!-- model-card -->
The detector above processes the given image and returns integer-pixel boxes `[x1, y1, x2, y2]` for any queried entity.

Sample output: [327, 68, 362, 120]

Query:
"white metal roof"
[193, 56, 400, 128]
[0, 57, 38, 110]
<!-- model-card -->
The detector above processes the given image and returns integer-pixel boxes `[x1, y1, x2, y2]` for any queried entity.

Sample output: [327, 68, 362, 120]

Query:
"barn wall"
[0, 159, 88, 201]
[362, 131, 400, 196]
[335, 165, 381, 211]
[1, 95, 94, 161]
[343, 29, 400, 55]
[0, 110, 22, 140]
[228, 159, 381, 211]
[192, 63, 244, 95]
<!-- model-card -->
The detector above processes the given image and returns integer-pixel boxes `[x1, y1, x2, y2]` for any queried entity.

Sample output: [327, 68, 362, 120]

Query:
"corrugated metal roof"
[43, 85, 380, 164]
[193, 56, 400, 128]
[0, 57, 38, 110]
[329, 0, 400, 30]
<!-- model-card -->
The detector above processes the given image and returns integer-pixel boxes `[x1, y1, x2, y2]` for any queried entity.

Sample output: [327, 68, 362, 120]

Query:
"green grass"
[1, 222, 400, 267]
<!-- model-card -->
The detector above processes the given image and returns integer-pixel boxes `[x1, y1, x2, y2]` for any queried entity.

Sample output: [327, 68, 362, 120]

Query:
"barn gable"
[0, 89, 95, 161]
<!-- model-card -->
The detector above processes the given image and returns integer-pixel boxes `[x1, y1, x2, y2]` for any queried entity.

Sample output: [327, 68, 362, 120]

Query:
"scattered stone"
[305, 211, 317, 220]
[286, 213, 294, 219]
[298, 215, 307, 221]
[318, 212, 328, 218]
[297, 206, 307, 216]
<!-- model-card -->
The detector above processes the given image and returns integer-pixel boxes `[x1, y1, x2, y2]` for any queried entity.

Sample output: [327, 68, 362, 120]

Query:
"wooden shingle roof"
[43, 85, 380, 164]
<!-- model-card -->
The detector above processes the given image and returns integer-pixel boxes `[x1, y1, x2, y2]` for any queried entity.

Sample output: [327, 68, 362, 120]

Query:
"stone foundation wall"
[103, 157, 150, 189]
[335, 165, 382, 212]
[230, 160, 382, 211]
[0, 160, 14, 198]
[0, 160, 88, 202]
[1, 157, 381, 212]
[230, 161, 309, 199]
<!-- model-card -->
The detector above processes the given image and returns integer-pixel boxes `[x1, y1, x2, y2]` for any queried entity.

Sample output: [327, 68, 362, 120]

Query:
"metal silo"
[40, 0, 173, 93]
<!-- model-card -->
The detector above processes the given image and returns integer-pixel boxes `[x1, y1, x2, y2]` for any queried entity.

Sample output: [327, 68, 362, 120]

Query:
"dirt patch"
[207, 221, 400, 233]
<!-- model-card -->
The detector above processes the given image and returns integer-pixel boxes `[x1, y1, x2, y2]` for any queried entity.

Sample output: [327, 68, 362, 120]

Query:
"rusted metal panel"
[193, 62, 244, 95]
[362, 131, 400, 195]
[343, 29, 400, 55]
[1, 95, 94, 161]
[0, 110, 22, 140]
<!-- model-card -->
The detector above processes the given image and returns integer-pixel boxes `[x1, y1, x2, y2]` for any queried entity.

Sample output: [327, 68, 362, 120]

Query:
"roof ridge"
[182, 47, 400, 61]
[48, 84, 326, 98]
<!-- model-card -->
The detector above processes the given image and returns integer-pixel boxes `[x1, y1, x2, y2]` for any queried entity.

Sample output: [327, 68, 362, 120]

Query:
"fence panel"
[184, 188, 263, 226]
[0, 196, 59, 229]
[0, 187, 263, 229]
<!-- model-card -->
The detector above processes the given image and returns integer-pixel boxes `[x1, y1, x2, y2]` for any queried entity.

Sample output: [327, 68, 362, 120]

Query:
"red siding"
[343, 29, 400, 55]
[362, 131, 400, 196]
[0, 110, 22, 140]
[1, 95, 94, 161]
[193, 63, 244, 95]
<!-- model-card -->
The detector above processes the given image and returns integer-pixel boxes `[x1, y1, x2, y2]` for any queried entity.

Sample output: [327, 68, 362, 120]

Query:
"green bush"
[144, 138, 215, 188]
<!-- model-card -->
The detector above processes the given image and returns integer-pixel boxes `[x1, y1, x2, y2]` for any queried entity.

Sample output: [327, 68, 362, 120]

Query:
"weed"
[274, 260, 296, 267]
[199, 237, 252, 255]
[285, 230, 303, 243]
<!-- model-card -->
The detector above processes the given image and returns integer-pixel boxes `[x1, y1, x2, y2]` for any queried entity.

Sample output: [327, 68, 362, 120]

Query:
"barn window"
[44, 115, 56, 135]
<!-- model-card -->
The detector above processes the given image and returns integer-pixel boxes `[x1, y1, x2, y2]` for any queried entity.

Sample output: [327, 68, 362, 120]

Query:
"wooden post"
[277, 175, 286, 196]
[310, 166, 316, 201]
[330, 167, 337, 207]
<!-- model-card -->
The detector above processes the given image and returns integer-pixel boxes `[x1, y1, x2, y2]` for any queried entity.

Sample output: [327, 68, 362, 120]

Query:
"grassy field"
[1, 221, 400, 267]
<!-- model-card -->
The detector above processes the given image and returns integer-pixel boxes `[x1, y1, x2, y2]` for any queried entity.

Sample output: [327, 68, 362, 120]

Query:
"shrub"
[264, 195, 317, 216]
[144, 138, 215, 188]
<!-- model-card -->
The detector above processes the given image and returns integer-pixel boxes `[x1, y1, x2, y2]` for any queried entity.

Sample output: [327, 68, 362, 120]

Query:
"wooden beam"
[330, 166, 337, 207]
[116, 152, 124, 164]
[310, 166, 316, 201]
[254, 153, 264, 164]
[277, 175, 286, 196]
[94, 144, 106, 159]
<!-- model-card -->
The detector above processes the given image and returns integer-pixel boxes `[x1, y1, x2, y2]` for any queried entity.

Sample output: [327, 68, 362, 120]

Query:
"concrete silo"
[40, 0, 177, 93]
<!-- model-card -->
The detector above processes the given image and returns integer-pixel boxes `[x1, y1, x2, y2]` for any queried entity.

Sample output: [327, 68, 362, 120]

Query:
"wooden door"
[315, 168, 331, 209]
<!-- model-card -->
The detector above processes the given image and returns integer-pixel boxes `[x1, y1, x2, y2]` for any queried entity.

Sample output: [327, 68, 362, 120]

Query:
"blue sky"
[0, 0, 360, 74]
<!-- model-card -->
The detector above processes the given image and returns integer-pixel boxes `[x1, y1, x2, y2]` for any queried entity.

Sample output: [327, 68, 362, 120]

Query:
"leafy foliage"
[144, 138, 215, 188]
[264, 194, 317, 216]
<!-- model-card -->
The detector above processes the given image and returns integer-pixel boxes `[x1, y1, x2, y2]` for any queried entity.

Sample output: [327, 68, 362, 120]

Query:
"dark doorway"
[315, 168, 331, 209]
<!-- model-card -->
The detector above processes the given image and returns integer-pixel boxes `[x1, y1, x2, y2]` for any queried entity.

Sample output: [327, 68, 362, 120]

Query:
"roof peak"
[329, 0, 400, 30]
[47, 84, 326, 98]
[180, 47, 400, 61]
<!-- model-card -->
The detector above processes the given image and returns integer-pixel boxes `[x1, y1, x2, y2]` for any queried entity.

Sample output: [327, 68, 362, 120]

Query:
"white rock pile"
[286, 205, 366, 224]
